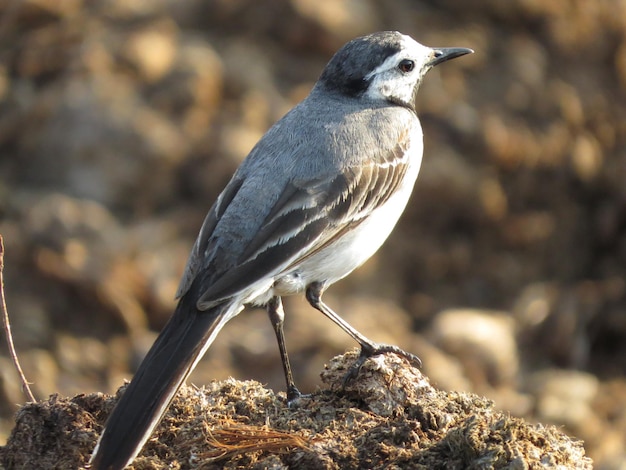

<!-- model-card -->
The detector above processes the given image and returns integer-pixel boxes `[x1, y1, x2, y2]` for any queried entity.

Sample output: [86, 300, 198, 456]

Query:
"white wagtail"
[90, 31, 472, 469]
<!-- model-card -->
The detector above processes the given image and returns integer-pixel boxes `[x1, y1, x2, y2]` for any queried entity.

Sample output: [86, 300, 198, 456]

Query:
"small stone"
[430, 309, 519, 387]
[527, 369, 599, 430]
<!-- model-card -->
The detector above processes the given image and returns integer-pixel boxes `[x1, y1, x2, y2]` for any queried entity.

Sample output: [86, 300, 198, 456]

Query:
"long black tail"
[90, 292, 237, 470]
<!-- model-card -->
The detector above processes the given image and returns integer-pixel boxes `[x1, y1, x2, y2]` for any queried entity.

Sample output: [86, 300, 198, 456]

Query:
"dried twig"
[202, 422, 310, 462]
[0, 234, 36, 403]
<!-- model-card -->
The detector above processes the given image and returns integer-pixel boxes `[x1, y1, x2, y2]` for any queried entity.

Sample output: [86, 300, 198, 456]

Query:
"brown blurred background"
[0, 0, 625, 467]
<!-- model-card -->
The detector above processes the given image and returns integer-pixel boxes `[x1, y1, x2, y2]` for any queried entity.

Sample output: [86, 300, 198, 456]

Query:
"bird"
[89, 31, 472, 470]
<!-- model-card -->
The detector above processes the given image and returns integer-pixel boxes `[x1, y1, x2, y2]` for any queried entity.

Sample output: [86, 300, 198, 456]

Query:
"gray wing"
[177, 128, 412, 309]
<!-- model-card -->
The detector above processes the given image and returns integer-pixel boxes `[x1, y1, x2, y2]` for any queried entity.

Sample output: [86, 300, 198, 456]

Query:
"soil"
[1, 352, 591, 469]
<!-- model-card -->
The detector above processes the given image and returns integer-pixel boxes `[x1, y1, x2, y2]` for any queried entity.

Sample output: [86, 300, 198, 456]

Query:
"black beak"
[428, 47, 474, 67]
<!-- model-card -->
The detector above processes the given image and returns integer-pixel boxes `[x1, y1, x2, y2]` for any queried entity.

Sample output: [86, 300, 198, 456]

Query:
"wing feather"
[195, 134, 412, 307]
[176, 176, 245, 299]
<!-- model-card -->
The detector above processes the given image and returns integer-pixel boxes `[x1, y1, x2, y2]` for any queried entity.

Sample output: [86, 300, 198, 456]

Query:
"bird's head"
[318, 31, 473, 111]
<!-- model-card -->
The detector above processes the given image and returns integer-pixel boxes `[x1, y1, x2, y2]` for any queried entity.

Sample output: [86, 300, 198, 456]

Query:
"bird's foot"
[286, 385, 311, 408]
[343, 343, 422, 386]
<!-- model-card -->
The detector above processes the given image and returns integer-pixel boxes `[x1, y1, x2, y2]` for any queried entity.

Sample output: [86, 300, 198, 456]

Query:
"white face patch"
[364, 34, 434, 106]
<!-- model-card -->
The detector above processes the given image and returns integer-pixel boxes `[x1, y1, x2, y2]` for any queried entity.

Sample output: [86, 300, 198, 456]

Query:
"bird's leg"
[267, 296, 303, 403]
[305, 282, 422, 385]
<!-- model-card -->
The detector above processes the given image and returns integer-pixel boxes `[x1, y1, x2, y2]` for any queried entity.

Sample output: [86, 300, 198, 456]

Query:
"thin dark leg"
[267, 296, 302, 402]
[305, 282, 422, 384]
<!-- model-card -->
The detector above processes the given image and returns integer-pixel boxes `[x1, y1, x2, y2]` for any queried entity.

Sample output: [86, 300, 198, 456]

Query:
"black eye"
[398, 59, 415, 73]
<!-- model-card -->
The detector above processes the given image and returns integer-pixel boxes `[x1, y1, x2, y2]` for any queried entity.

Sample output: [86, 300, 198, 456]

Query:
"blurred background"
[0, 0, 625, 467]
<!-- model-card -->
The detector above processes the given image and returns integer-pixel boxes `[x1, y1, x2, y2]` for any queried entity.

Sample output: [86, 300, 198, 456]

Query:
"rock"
[290, 0, 378, 40]
[429, 308, 519, 388]
[526, 369, 599, 432]
[122, 20, 179, 83]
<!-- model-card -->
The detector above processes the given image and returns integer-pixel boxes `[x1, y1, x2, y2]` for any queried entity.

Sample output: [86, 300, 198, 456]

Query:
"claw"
[342, 343, 422, 385]
[286, 386, 312, 408]
[286, 385, 304, 404]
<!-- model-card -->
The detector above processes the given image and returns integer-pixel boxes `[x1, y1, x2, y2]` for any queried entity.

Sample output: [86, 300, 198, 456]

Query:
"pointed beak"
[428, 47, 474, 67]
